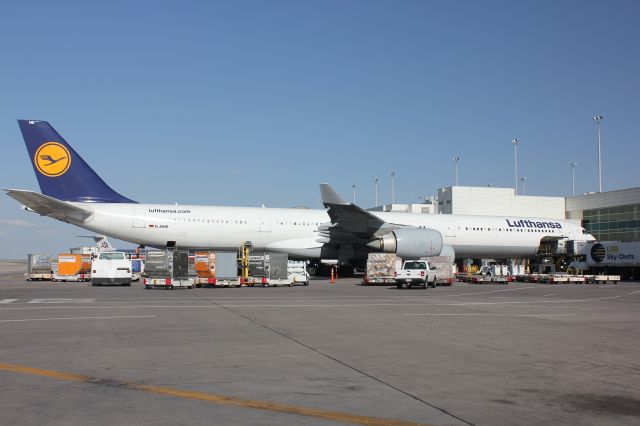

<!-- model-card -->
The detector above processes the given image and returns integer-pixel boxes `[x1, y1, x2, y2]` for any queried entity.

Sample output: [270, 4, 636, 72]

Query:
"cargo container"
[194, 251, 240, 287]
[130, 258, 144, 281]
[424, 256, 455, 286]
[53, 253, 91, 281]
[144, 250, 193, 289]
[287, 260, 309, 286]
[363, 253, 401, 285]
[26, 254, 53, 281]
[247, 252, 289, 286]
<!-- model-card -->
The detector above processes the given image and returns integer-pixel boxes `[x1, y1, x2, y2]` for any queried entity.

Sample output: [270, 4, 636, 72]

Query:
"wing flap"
[4, 189, 94, 223]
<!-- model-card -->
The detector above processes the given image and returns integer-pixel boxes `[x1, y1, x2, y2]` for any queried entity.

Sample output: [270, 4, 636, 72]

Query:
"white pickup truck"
[91, 252, 132, 286]
[395, 260, 437, 289]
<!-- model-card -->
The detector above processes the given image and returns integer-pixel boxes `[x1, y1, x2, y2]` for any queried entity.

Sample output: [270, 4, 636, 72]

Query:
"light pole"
[390, 170, 395, 204]
[570, 162, 578, 196]
[352, 184, 356, 204]
[374, 178, 379, 207]
[453, 156, 460, 186]
[520, 176, 527, 196]
[512, 139, 519, 194]
[593, 115, 604, 192]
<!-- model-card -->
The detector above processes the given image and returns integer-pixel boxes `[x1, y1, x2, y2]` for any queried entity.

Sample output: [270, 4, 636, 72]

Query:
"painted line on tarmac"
[405, 313, 576, 317]
[0, 362, 431, 426]
[0, 315, 155, 323]
[443, 286, 538, 297]
[0, 299, 18, 304]
[436, 295, 623, 306]
[0, 303, 429, 311]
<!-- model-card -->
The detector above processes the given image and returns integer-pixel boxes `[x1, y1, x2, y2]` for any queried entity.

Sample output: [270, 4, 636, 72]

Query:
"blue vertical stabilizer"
[18, 120, 136, 203]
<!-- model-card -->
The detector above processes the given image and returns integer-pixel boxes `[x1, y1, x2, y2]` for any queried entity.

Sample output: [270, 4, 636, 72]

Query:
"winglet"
[320, 183, 348, 206]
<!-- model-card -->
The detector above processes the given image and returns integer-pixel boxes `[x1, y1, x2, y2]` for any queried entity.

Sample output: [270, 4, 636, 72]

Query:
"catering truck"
[91, 252, 132, 286]
[567, 241, 638, 281]
[395, 260, 437, 289]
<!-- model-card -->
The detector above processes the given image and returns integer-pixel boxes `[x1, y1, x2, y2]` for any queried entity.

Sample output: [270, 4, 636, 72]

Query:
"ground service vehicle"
[287, 260, 309, 285]
[91, 252, 132, 286]
[395, 260, 437, 289]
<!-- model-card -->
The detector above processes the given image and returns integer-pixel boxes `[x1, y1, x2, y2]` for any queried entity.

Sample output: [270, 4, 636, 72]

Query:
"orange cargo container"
[57, 254, 92, 276]
[194, 251, 216, 278]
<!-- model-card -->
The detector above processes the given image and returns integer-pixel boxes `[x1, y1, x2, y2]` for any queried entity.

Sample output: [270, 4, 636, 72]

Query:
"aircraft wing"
[318, 183, 402, 242]
[4, 189, 94, 223]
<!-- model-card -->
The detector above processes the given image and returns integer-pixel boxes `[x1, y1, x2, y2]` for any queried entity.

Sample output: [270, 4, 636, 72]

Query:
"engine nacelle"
[439, 244, 455, 259]
[368, 228, 443, 258]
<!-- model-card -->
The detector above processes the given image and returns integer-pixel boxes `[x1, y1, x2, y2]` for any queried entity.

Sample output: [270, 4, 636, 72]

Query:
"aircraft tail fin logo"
[34, 142, 71, 177]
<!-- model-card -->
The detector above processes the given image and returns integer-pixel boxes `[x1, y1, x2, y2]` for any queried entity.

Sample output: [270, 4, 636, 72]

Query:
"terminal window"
[582, 204, 640, 242]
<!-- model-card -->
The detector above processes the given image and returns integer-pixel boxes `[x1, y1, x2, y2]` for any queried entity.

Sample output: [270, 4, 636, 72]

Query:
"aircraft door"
[259, 215, 271, 232]
[133, 207, 147, 228]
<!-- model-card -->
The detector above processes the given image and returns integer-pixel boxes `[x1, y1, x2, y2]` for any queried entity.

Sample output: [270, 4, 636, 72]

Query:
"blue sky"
[1, 0, 639, 258]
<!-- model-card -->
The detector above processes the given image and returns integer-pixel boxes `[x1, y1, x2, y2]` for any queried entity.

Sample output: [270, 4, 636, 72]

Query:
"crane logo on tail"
[34, 142, 71, 177]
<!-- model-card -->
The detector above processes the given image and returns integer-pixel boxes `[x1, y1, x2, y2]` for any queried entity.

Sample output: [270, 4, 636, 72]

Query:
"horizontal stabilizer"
[4, 189, 94, 223]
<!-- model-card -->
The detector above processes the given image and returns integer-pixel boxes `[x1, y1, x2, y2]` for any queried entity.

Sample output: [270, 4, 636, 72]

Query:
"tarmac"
[1, 260, 639, 425]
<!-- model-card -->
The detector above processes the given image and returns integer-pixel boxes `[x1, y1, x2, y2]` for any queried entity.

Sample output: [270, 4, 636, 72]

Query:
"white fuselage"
[68, 202, 593, 260]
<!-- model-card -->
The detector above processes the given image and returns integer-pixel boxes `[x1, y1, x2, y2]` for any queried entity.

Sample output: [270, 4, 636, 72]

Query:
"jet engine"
[367, 228, 443, 258]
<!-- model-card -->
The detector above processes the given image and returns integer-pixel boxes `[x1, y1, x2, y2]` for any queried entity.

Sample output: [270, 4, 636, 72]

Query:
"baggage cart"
[247, 253, 290, 286]
[26, 254, 53, 281]
[53, 253, 92, 282]
[144, 249, 193, 289]
[194, 251, 240, 287]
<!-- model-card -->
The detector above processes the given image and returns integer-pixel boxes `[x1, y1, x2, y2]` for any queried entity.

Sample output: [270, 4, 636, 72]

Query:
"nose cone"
[366, 240, 382, 250]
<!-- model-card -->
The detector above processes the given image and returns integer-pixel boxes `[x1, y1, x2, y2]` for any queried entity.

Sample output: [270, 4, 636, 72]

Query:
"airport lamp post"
[593, 115, 604, 192]
[512, 139, 519, 195]
[453, 156, 460, 186]
[570, 162, 578, 196]
[520, 176, 527, 196]
[352, 184, 356, 204]
[390, 170, 395, 204]
[375, 178, 379, 207]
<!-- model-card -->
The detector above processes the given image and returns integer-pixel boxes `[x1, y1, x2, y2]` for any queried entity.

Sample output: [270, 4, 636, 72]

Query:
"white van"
[91, 252, 132, 286]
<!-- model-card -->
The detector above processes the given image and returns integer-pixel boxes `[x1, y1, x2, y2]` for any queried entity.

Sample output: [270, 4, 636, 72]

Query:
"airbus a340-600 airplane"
[6, 120, 594, 265]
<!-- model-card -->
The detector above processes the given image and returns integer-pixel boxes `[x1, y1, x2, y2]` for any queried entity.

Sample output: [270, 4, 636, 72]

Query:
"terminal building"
[371, 185, 640, 243]
[566, 187, 640, 242]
